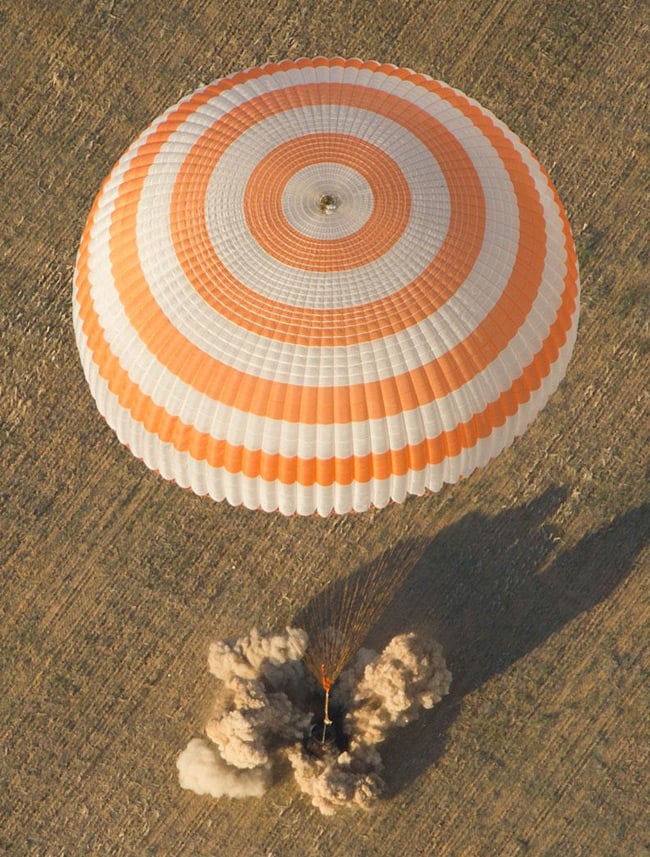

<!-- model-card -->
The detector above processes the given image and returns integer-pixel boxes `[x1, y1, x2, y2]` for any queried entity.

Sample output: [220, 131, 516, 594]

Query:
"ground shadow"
[294, 487, 648, 795]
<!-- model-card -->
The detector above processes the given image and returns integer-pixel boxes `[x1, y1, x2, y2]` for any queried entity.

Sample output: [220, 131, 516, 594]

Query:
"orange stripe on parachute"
[243, 133, 410, 271]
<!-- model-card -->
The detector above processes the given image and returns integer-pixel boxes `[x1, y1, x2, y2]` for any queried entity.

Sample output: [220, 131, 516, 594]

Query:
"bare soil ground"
[1, 1, 648, 855]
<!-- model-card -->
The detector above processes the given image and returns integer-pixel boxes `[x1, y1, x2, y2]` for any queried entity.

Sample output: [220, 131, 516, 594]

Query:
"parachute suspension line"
[299, 537, 426, 726]
[321, 663, 333, 745]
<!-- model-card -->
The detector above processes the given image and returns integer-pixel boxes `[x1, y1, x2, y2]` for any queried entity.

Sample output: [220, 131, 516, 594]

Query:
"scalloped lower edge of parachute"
[74, 310, 578, 516]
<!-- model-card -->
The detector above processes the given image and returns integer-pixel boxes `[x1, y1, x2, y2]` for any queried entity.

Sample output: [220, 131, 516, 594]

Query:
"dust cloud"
[177, 627, 451, 814]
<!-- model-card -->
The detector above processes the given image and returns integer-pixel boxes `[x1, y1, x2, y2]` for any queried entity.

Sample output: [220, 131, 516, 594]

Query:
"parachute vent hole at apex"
[319, 193, 340, 213]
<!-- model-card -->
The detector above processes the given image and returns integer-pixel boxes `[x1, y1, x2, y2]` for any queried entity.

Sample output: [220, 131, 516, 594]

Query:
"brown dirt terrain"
[1, 1, 648, 855]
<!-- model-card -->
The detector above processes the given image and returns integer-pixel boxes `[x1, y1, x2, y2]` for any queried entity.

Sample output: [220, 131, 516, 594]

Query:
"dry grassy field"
[1, 1, 648, 854]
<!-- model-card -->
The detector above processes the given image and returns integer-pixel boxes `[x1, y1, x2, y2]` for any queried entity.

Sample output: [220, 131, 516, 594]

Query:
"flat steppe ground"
[1, 1, 648, 855]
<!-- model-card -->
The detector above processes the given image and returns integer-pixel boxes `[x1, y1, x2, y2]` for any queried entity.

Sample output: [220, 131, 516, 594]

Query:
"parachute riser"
[321, 663, 333, 745]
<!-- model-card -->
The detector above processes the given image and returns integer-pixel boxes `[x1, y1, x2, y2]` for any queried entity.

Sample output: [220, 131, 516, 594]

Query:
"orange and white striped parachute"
[73, 58, 579, 516]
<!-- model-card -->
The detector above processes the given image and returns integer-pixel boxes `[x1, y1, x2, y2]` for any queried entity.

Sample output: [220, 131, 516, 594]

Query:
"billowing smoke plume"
[340, 633, 452, 743]
[177, 738, 269, 799]
[178, 628, 451, 814]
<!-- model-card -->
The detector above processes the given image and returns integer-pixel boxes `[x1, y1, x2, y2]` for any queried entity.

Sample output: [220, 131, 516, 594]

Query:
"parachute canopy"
[73, 58, 579, 515]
